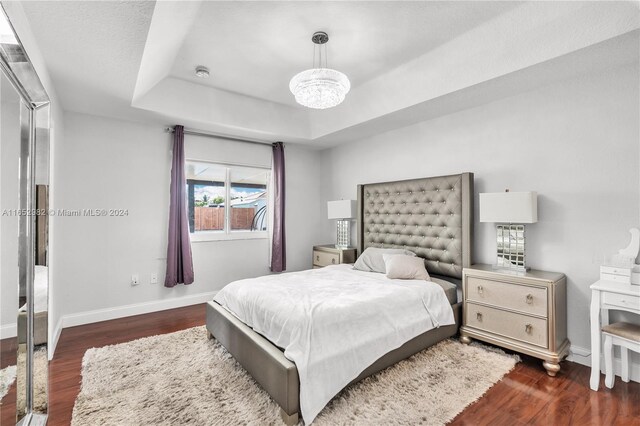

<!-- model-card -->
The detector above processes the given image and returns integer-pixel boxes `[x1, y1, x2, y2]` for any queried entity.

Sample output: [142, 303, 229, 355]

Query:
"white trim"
[48, 292, 217, 358]
[190, 230, 268, 242]
[568, 344, 640, 384]
[48, 317, 63, 361]
[61, 291, 217, 330]
[567, 344, 591, 365]
[185, 157, 271, 170]
[0, 323, 17, 339]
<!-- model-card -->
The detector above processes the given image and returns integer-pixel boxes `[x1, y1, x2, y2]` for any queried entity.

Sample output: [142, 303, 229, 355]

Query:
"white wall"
[54, 112, 324, 322]
[320, 63, 640, 366]
[0, 78, 21, 338]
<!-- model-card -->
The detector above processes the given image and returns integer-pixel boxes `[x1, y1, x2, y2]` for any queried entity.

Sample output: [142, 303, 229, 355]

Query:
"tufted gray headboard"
[357, 173, 474, 280]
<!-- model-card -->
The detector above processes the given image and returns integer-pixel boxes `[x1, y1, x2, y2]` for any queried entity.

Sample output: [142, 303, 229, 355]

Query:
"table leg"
[621, 347, 630, 383]
[600, 308, 609, 374]
[590, 290, 601, 391]
[604, 335, 614, 388]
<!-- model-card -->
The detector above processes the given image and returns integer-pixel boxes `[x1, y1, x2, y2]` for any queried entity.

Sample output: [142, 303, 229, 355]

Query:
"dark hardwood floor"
[1, 304, 638, 425]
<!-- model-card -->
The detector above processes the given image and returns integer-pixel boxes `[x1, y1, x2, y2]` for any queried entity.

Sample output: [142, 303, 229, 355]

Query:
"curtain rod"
[165, 126, 276, 147]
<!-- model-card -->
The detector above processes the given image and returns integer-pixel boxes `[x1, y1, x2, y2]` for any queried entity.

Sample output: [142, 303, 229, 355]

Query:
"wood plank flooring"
[1, 304, 638, 425]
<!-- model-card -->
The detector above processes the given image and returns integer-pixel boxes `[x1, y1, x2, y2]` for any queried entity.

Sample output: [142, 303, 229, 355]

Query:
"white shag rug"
[17, 347, 48, 415]
[72, 326, 519, 425]
[0, 365, 17, 401]
[1, 347, 47, 414]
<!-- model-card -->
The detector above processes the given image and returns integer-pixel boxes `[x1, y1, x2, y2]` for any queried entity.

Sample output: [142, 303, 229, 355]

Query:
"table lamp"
[327, 200, 356, 248]
[479, 190, 538, 271]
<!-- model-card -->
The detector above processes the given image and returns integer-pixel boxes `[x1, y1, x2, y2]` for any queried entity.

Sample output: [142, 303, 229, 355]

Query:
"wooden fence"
[194, 207, 255, 231]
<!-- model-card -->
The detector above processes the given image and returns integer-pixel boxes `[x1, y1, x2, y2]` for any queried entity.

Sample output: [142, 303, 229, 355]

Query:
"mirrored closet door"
[1, 5, 51, 425]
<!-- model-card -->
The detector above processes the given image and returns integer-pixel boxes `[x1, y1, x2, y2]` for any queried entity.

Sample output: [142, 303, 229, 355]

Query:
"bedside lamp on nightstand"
[480, 190, 538, 271]
[327, 200, 356, 249]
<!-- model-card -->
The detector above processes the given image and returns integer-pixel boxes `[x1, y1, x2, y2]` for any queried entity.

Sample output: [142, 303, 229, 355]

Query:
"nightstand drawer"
[466, 302, 548, 348]
[466, 277, 548, 317]
[313, 250, 339, 267]
[602, 292, 640, 311]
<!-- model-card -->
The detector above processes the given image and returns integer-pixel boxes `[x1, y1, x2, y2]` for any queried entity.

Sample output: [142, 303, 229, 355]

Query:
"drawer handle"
[526, 294, 533, 304]
[316, 255, 320, 261]
[477, 285, 483, 295]
[525, 324, 532, 334]
[331, 258, 336, 264]
[476, 312, 483, 321]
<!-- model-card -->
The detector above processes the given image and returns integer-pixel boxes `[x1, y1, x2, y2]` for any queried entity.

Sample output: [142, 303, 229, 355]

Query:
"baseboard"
[49, 317, 63, 361]
[567, 344, 591, 365]
[568, 344, 640, 383]
[0, 323, 17, 339]
[61, 291, 217, 330]
[49, 292, 217, 358]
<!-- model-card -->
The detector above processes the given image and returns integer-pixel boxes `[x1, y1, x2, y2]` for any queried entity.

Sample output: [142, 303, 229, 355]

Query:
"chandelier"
[289, 31, 350, 109]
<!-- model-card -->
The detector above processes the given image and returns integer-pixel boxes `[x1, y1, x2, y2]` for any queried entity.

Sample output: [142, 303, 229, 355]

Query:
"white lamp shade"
[479, 191, 538, 223]
[327, 200, 356, 219]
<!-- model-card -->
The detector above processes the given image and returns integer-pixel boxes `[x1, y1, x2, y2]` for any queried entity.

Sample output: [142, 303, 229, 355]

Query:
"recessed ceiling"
[170, 1, 518, 107]
[13, 1, 640, 147]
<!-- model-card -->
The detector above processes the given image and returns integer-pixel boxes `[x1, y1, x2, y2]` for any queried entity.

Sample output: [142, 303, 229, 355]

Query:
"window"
[186, 160, 270, 241]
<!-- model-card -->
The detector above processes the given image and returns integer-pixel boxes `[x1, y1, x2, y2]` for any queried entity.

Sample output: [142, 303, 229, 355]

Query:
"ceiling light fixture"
[195, 65, 210, 78]
[289, 31, 350, 109]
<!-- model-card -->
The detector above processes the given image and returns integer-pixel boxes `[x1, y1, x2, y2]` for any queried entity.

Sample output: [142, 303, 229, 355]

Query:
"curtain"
[270, 142, 286, 272]
[165, 125, 194, 287]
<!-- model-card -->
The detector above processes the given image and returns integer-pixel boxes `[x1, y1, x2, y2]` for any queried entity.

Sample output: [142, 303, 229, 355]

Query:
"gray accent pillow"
[353, 247, 417, 273]
[383, 254, 430, 281]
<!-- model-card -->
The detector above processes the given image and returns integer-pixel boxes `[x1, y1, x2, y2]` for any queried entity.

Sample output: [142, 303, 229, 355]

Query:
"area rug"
[0, 365, 17, 401]
[72, 326, 519, 425]
[17, 347, 48, 415]
[1, 347, 47, 413]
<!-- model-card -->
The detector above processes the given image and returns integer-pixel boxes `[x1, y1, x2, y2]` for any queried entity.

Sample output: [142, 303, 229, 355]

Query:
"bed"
[206, 172, 474, 424]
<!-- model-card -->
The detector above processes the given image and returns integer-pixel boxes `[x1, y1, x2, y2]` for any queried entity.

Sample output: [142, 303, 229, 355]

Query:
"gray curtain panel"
[165, 125, 195, 287]
[271, 142, 286, 272]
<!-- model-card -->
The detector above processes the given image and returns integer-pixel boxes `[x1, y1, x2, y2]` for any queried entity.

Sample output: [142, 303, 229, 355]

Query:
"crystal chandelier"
[289, 31, 350, 109]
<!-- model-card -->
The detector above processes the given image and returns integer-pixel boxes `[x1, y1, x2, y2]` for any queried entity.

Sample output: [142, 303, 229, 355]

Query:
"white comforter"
[213, 264, 455, 423]
[18, 265, 48, 313]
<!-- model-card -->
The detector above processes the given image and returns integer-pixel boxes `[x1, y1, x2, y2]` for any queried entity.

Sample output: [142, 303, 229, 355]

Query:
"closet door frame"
[1, 4, 51, 426]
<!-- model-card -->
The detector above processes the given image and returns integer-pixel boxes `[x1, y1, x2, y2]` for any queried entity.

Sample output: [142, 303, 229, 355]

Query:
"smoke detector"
[195, 65, 210, 78]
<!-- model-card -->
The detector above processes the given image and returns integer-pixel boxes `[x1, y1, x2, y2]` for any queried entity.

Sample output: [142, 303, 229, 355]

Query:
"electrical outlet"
[150, 273, 158, 284]
[131, 274, 139, 286]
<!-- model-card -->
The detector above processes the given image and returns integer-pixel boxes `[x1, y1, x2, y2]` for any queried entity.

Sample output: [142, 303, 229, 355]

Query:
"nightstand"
[459, 264, 570, 376]
[312, 245, 357, 268]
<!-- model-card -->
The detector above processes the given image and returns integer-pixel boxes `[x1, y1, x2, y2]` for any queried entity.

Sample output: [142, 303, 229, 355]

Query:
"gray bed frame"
[206, 172, 474, 425]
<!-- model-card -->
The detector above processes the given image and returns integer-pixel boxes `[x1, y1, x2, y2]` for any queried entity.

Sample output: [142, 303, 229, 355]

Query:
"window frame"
[186, 159, 271, 243]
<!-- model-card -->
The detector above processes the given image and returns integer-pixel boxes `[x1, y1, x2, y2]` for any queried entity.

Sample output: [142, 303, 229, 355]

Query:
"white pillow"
[383, 254, 431, 281]
[353, 247, 417, 273]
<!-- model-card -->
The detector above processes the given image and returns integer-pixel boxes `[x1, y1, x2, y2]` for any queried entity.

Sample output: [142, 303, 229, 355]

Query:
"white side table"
[589, 280, 640, 390]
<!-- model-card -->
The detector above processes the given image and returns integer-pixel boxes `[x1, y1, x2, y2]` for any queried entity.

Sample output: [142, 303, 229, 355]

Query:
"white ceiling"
[19, 0, 155, 117]
[14, 1, 640, 147]
[170, 1, 517, 106]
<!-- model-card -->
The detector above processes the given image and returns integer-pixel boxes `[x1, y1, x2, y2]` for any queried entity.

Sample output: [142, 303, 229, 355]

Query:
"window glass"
[230, 166, 269, 231]
[186, 162, 226, 233]
[185, 161, 270, 237]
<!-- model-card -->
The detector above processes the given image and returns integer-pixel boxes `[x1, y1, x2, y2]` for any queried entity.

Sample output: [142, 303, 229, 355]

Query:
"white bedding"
[213, 264, 455, 423]
[18, 265, 48, 313]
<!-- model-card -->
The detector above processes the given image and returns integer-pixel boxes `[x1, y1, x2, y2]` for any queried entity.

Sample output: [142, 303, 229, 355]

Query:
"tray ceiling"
[17, 1, 640, 147]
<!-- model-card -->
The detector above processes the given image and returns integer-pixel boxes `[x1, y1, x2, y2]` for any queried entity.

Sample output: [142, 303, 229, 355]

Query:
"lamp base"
[335, 219, 351, 249]
[491, 263, 531, 273]
[495, 223, 529, 271]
